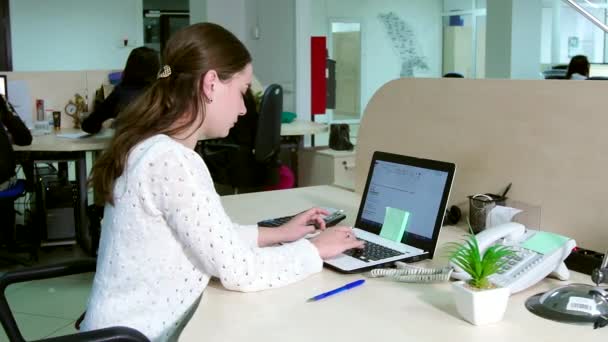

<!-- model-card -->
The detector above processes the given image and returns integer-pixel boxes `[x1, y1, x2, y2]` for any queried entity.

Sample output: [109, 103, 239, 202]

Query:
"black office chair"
[0, 259, 149, 342]
[202, 84, 283, 193]
[0, 180, 37, 265]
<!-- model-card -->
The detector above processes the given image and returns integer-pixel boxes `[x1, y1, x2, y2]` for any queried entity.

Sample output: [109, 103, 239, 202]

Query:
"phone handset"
[451, 222, 526, 281]
[475, 222, 526, 253]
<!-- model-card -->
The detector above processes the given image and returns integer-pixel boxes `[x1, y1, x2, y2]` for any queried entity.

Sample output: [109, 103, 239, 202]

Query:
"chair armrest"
[0, 259, 97, 342]
[0, 259, 96, 290]
[39, 326, 149, 342]
[203, 143, 248, 157]
[205, 142, 241, 149]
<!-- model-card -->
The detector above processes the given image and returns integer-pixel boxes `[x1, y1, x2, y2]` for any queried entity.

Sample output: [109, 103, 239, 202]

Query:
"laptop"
[325, 151, 456, 273]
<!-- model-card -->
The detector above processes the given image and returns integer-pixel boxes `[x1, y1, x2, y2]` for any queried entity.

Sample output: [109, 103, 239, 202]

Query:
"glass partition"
[441, 0, 486, 78]
[328, 20, 362, 123]
[562, 0, 608, 33]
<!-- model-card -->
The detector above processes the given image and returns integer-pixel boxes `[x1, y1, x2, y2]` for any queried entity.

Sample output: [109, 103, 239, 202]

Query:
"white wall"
[311, 0, 443, 116]
[511, 0, 542, 79]
[541, 7, 553, 64]
[486, 0, 543, 79]
[189, 0, 207, 23]
[193, 0, 296, 112]
[244, 0, 296, 112]
[10, 0, 144, 71]
[205, 0, 247, 41]
[486, 0, 513, 78]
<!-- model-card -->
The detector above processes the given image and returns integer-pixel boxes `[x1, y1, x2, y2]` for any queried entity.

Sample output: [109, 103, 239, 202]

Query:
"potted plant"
[446, 233, 515, 325]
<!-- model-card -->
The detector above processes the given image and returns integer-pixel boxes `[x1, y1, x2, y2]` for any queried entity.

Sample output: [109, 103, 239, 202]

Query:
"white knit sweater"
[81, 135, 323, 341]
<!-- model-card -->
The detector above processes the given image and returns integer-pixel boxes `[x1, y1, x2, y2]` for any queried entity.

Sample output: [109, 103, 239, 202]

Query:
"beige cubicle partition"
[1, 70, 113, 127]
[355, 78, 608, 252]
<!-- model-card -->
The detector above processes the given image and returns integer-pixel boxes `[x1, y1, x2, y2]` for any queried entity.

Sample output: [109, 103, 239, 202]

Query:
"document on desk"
[7, 80, 33, 128]
[56, 132, 92, 139]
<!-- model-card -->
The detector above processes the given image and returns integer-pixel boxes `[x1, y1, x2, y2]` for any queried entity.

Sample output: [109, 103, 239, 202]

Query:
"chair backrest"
[254, 84, 283, 163]
[0, 179, 25, 199]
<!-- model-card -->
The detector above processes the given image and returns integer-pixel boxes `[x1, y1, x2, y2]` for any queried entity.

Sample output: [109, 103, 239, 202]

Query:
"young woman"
[82, 23, 363, 341]
[81, 46, 160, 134]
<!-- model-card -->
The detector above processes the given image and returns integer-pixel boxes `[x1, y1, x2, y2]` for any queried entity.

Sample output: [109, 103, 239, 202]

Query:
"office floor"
[0, 246, 92, 341]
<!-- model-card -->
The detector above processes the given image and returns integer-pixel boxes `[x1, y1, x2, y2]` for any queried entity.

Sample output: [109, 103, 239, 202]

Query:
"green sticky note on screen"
[521, 231, 570, 255]
[380, 207, 410, 242]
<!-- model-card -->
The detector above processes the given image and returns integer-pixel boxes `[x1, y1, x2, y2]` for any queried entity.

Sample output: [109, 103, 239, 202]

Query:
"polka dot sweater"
[81, 134, 323, 341]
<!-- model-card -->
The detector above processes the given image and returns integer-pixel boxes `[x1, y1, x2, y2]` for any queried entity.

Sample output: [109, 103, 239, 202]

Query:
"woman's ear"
[201, 70, 219, 101]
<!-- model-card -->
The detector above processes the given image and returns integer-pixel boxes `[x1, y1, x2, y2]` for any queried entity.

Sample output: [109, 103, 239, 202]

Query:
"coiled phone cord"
[367, 262, 453, 283]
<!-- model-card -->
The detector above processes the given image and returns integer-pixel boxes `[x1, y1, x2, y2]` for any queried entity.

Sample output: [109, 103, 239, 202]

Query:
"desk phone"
[451, 222, 576, 294]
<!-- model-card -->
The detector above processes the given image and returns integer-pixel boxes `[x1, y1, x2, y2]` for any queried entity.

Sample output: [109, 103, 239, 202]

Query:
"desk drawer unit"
[333, 155, 355, 190]
[299, 148, 355, 191]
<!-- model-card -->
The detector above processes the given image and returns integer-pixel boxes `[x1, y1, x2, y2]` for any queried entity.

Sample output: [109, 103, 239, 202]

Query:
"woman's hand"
[257, 207, 330, 246]
[310, 226, 364, 259]
[277, 207, 330, 243]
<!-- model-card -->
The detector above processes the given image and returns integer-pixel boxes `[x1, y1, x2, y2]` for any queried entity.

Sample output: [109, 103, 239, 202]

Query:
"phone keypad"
[490, 246, 543, 287]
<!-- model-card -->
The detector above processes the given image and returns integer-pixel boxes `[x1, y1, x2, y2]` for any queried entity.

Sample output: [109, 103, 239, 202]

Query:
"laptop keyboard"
[344, 240, 404, 262]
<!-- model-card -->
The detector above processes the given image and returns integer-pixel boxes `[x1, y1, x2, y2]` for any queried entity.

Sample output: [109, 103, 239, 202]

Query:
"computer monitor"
[589, 63, 608, 78]
[0, 75, 6, 98]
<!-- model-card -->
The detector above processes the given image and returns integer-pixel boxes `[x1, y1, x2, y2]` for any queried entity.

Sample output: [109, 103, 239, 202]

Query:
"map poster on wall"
[378, 12, 428, 77]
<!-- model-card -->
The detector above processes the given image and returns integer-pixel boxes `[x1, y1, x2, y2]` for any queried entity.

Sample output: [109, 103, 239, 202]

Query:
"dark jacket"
[0, 95, 32, 184]
[81, 83, 147, 134]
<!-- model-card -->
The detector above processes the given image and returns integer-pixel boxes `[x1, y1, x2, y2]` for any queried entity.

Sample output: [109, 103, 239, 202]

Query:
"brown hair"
[566, 55, 590, 79]
[90, 23, 252, 205]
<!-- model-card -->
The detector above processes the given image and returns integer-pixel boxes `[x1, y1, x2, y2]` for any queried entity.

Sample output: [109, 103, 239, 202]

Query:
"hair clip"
[157, 65, 172, 79]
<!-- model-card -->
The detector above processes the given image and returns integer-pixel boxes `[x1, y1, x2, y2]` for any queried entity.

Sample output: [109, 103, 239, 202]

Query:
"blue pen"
[306, 279, 365, 302]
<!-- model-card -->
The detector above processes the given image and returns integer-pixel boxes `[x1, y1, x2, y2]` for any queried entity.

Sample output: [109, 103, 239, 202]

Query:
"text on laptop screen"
[360, 160, 449, 241]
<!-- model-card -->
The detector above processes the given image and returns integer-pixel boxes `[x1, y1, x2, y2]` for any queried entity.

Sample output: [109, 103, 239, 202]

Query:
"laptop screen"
[0, 75, 6, 98]
[360, 160, 448, 241]
[355, 152, 455, 257]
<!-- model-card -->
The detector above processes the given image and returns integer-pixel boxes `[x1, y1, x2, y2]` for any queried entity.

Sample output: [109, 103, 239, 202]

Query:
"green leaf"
[444, 233, 515, 290]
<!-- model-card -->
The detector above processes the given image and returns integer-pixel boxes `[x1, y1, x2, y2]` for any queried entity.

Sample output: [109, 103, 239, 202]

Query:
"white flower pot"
[452, 280, 510, 325]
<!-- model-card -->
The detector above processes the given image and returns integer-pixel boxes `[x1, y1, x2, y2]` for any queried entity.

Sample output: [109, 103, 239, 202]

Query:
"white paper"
[57, 132, 91, 139]
[7, 80, 33, 128]
[486, 205, 523, 228]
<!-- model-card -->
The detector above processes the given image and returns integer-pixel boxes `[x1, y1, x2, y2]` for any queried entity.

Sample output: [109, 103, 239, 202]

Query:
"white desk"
[13, 120, 327, 152]
[13, 129, 113, 252]
[31, 122, 329, 152]
[180, 186, 600, 342]
[279, 120, 327, 186]
[280, 120, 327, 136]
[12, 128, 112, 152]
